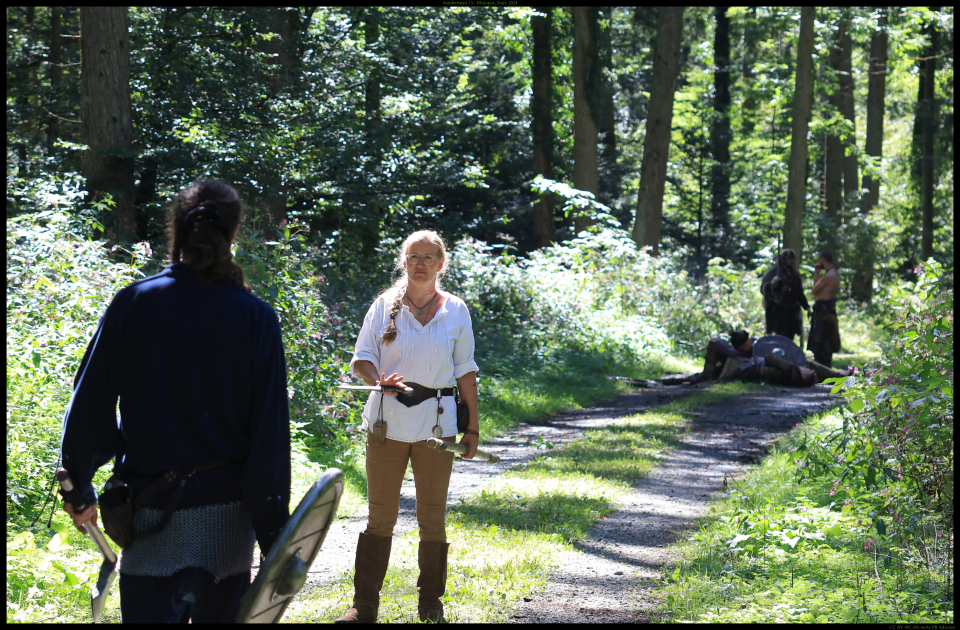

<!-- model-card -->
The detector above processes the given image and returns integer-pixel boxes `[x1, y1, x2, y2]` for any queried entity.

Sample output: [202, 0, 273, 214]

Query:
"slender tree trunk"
[631, 6, 684, 255]
[822, 15, 844, 253]
[741, 7, 759, 135]
[710, 6, 732, 259]
[852, 8, 888, 302]
[46, 7, 63, 155]
[572, 7, 600, 234]
[80, 7, 136, 240]
[782, 6, 815, 269]
[259, 7, 297, 226]
[361, 7, 383, 258]
[599, 7, 618, 205]
[835, 13, 859, 209]
[532, 6, 555, 248]
[920, 17, 939, 261]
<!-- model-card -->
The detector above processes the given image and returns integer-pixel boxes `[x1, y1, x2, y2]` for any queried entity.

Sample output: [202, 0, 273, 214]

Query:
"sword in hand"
[57, 469, 118, 623]
[427, 438, 501, 464]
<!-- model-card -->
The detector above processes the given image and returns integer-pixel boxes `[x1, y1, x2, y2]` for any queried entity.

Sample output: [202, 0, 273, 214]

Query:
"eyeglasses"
[405, 254, 438, 267]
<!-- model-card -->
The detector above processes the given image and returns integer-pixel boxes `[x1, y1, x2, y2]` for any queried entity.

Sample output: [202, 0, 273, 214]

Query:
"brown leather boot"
[416, 541, 450, 622]
[335, 532, 393, 623]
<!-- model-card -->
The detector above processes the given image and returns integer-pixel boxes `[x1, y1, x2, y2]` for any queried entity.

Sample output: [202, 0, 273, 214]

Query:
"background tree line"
[6, 6, 953, 300]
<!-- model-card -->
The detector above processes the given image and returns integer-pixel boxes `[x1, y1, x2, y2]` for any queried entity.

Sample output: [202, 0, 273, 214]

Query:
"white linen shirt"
[349, 292, 479, 442]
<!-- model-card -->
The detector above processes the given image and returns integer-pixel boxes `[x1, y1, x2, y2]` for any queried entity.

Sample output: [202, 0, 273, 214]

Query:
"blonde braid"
[381, 281, 407, 345]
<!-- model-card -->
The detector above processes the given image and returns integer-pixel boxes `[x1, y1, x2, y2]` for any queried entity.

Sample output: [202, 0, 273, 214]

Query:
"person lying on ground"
[662, 330, 852, 387]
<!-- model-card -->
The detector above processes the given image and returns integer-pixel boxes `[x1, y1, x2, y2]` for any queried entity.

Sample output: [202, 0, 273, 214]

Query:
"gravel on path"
[508, 384, 839, 623]
[292, 381, 840, 625]
[297, 383, 698, 594]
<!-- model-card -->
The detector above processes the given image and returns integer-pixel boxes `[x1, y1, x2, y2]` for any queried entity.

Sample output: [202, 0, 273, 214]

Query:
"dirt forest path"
[294, 382, 840, 622]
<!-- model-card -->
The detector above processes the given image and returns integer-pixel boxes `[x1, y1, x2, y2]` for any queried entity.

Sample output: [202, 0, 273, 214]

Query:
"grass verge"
[282, 382, 751, 623]
[655, 409, 954, 624]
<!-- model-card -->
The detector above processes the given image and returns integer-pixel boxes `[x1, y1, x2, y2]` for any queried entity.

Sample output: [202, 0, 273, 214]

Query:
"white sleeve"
[350, 299, 382, 379]
[452, 301, 480, 379]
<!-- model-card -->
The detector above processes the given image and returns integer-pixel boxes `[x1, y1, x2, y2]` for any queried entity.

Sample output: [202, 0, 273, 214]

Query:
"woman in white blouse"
[335, 230, 480, 624]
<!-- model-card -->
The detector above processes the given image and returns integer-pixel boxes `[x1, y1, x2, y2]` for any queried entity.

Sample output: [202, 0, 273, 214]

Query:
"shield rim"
[235, 467, 344, 623]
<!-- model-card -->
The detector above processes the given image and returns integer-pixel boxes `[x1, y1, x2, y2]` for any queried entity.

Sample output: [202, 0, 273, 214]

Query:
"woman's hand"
[63, 501, 99, 534]
[376, 372, 406, 397]
[457, 433, 478, 459]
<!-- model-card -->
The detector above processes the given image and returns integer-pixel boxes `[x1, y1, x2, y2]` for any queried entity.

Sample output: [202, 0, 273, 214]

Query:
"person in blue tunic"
[60, 180, 291, 623]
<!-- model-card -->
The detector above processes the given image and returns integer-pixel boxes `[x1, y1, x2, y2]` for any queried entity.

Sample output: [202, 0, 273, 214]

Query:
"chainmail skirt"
[117, 500, 256, 583]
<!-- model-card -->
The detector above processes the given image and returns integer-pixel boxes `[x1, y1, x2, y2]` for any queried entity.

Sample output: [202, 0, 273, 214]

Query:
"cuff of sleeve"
[453, 361, 480, 380]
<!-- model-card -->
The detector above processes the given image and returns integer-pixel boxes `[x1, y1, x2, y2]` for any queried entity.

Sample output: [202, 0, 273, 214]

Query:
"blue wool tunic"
[59, 263, 290, 551]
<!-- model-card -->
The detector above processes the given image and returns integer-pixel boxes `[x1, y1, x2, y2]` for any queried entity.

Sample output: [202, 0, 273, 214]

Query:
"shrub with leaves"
[797, 259, 953, 573]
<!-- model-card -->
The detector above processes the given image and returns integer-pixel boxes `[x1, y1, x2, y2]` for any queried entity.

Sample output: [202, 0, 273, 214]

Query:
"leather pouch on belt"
[370, 419, 387, 445]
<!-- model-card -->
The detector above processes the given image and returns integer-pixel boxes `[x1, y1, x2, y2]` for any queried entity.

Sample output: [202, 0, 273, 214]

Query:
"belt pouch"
[98, 473, 136, 549]
[371, 393, 387, 445]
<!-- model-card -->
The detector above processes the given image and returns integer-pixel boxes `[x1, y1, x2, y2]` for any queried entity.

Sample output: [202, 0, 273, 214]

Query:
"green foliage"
[658, 263, 953, 624]
[805, 260, 953, 548]
[658, 410, 953, 624]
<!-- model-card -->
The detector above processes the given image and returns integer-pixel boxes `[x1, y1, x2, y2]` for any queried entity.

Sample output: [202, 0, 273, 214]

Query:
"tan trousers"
[365, 435, 455, 542]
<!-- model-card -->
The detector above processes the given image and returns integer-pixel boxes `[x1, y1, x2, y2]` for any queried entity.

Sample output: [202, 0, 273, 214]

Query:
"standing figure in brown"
[336, 230, 480, 624]
[807, 250, 841, 366]
[760, 249, 810, 345]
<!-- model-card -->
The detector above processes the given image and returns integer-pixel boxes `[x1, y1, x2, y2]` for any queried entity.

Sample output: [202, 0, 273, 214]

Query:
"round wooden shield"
[235, 468, 344, 623]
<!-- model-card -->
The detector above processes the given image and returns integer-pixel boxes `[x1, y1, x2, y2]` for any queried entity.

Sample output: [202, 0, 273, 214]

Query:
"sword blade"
[426, 438, 501, 464]
[83, 522, 118, 622]
[336, 384, 413, 393]
[91, 561, 118, 622]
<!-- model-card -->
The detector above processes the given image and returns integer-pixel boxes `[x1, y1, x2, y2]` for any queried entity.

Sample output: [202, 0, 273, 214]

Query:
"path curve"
[292, 382, 839, 623]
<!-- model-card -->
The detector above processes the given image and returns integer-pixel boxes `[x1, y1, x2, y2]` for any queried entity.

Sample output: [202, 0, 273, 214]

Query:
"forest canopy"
[6, 6, 953, 289]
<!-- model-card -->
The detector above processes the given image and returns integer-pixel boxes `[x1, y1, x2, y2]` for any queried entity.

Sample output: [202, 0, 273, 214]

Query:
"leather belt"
[395, 382, 455, 408]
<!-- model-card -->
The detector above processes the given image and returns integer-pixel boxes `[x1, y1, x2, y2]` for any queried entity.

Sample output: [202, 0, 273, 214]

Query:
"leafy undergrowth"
[657, 411, 954, 624]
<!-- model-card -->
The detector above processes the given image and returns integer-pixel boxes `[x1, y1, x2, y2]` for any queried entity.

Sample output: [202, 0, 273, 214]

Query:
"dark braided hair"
[166, 180, 250, 291]
[380, 230, 449, 345]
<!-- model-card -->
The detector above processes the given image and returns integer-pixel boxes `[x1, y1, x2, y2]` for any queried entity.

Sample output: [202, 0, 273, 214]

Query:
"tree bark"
[741, 7, 759, 135]
[822, 14, 844, 252]
[572, 7, 600, 234]
[920, 17, 938, 262]
[80, 7, 136, 240]
[710, 6, 732, 258]
[259, 7, 298, 227]
[782, 7, 815, 269]
[631, 6, 684, 255]
[532, 6, 555, 248]
[360, 7, 383, 258]
[46, 7, 63, 155]
[852, 9, 888, 302]
[835, 13, 859, 208]
[599, 7, 618, 205]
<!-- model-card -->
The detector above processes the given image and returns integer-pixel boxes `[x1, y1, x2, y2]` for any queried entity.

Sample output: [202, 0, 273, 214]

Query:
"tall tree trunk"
[259, 7, 297, 227]
[853, 9, 888, 302]
[782, 7, 815, 269]
[822, 14, 844, 253]
[835, 13, 859, 209]
[361, 7, 383, 258]
[572, 7, 600, 234]
[532, 6, 555, 248]
[631, 6, 684, 255]
[920, 16, 939, 262]
[599, 7, 618, 206]
[46, 7, 63, 155]
[710, 6, 732, 259]
[80, 7, 135, 241]
[741, 7, 759, 135]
